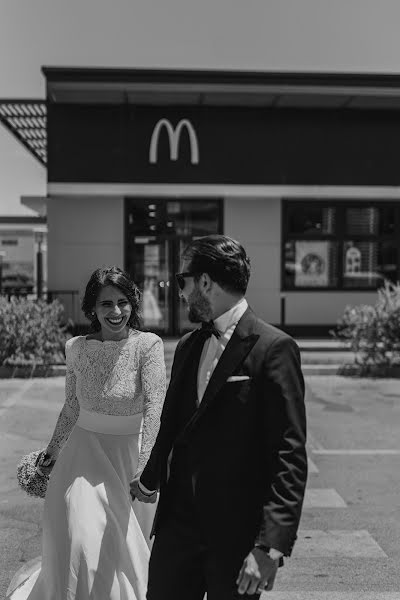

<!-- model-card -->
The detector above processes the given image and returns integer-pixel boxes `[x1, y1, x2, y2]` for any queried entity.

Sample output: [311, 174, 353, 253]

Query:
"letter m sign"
[149, 119, 199, 165]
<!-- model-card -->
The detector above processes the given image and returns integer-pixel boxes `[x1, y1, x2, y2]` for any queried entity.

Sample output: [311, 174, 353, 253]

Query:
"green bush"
[332, 280, 400, 371]
[0, 297, 67, 366]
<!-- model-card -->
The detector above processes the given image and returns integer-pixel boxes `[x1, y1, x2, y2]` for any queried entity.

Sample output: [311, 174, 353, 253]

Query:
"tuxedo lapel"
[175, 308, 259, 444]
[200, 321, 258, 410]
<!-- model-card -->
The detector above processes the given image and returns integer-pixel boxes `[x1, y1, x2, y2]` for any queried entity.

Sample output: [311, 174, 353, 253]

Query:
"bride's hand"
[129, 477, 158, 504]
[36, 447, 57, 476]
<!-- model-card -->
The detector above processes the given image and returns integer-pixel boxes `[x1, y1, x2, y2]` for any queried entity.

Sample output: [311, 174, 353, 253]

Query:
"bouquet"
[17, 450, 50, 499]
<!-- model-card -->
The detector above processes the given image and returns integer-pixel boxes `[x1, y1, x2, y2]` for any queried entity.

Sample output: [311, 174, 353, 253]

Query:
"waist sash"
[76, 407, 143, 435]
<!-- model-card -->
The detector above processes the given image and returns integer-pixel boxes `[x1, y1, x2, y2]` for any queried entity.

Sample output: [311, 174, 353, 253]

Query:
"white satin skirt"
[7, 409, 156, 600]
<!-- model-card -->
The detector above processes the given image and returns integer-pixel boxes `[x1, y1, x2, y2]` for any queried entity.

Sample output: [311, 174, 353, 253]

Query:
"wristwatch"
[254, 543, 283, 561]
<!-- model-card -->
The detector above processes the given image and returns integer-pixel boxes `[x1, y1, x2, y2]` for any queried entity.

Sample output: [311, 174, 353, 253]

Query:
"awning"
[0, 100, 46, 166]
[43, 67, 400, 109]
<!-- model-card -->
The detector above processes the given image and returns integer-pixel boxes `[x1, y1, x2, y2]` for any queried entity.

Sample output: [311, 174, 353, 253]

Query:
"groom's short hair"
[182, 235, 251, 295]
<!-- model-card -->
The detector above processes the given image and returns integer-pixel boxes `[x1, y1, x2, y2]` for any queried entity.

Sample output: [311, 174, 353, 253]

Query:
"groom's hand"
[236, 548, 279, 595]
[129, 476, 158, 504]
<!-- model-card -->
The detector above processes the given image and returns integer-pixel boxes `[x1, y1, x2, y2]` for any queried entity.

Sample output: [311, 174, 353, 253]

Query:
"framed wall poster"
[295, 241, 329, 287]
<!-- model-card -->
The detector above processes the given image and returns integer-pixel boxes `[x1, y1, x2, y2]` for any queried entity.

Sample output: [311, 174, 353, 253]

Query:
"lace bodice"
[48, 330, 166, 473]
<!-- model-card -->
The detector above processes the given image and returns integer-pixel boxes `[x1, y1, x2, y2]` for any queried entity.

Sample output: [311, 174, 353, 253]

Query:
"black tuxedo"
[141, 307, 307, 600]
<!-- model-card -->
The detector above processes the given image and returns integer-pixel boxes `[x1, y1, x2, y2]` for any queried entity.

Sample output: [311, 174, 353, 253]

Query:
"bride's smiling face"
[94, 285, 132, 338]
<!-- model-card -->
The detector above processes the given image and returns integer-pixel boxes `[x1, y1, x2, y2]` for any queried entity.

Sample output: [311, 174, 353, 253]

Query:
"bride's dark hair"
[82, 266, 142, 332]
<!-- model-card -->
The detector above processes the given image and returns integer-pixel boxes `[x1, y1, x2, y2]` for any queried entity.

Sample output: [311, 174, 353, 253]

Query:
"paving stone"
[307, 457, 319, 473]
[304, 489, 347, 508]
[295, 530, 387, 558]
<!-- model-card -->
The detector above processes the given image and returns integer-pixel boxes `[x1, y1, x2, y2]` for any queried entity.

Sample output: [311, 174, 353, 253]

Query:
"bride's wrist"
[45, 445, 59, 458]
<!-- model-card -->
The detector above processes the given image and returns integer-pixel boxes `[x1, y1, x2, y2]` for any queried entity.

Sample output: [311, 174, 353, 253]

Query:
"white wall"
[285, 291, 378, 325]
[0, 232, 33, 264]
[224, 196, 281, 323]
[47, 195, 124, 321]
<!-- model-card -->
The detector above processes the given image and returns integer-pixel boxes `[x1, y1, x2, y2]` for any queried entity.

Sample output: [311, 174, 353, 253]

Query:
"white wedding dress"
[6, 330, 166, 600]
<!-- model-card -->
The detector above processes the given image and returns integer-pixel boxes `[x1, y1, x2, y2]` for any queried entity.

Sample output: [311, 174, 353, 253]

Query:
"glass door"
[176, 236, 197, 333]
[126, 236, 171, 334]
[125, 198, 222, 335]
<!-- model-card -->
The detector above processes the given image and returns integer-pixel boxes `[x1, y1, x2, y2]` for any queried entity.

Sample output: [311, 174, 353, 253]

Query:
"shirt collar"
[214, 298, 248, 335]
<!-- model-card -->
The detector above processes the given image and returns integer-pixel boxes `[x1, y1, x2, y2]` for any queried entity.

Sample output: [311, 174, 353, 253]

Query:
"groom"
[130, 235, 307, 599]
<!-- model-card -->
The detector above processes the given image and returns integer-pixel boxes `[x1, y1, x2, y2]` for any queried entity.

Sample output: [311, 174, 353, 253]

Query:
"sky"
[2, 0, 400, 215]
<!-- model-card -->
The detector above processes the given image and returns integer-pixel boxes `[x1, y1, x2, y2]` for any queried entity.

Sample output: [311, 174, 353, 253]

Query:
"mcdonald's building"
[10, 66, 400, 335]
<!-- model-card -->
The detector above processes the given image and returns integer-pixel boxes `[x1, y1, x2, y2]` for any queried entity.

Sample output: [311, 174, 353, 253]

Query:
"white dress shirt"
[197, 298, 248, 402]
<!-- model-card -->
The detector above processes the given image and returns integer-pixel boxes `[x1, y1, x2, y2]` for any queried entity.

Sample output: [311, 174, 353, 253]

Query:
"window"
[1, 239, 18, 246]
[283, 201, 399, 290]
[126, 199, 221, 237]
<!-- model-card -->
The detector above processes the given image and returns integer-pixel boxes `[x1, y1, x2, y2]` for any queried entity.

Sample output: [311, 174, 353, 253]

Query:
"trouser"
[147, 450, 260, 600]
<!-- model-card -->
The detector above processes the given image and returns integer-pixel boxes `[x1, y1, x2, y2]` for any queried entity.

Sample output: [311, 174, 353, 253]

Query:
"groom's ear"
[200, 272, 213, 292]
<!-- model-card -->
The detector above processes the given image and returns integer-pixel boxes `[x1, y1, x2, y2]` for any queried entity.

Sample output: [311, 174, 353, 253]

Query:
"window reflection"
[167, 201, 220, 236]
[343, 240, 397, 288]
[125, 198, 222, 334]
[127, 199, 220, 237]
[284, 240, 338, 288]
[287, 206, 336, 235]
[345, 207, 395, 236]
[283, 201, 399, 290]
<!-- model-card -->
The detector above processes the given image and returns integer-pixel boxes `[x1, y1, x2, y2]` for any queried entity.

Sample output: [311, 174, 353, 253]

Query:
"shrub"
[0, 297, 67, 366]
[332, 280, 400, 372]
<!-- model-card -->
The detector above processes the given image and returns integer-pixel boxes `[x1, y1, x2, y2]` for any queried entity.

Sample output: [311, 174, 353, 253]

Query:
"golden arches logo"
[149, 119, 199, 164]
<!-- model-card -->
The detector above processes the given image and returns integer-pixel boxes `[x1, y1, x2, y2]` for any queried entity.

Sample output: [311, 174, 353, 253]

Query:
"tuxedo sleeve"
[140, 339, 183, 491]
[256, 336, 307, 556]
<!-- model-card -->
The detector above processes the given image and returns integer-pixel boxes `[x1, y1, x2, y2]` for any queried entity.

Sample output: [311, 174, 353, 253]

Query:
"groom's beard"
[187, 287, 212, 323]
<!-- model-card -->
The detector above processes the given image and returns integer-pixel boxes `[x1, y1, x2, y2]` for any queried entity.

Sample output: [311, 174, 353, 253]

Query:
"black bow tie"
[200, 320, 221, 339]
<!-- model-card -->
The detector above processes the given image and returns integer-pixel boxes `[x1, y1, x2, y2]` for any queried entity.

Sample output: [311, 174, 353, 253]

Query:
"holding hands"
[129, 476, 158, 504]
[35, 447, 58, 477]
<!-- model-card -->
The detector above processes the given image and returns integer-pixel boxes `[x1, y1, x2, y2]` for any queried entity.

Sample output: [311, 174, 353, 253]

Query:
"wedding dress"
[6, 330, 166, 600]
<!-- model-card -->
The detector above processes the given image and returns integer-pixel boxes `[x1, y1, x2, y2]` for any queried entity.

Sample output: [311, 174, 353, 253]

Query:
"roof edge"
[41, 66, 400, 90]
[0, 215, 46, 224]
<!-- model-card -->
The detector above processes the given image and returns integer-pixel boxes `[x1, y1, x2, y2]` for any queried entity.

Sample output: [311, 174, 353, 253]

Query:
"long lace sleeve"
[47, 338, 80, 454]
[137, 336, 166, 474]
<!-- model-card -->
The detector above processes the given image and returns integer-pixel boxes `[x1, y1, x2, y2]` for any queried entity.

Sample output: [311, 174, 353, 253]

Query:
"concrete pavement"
[1, 375, 400, 598]
[263, 376, 400, 598]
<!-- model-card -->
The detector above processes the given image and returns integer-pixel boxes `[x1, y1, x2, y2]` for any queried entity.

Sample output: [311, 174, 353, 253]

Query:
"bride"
[7, 266, 166, 600]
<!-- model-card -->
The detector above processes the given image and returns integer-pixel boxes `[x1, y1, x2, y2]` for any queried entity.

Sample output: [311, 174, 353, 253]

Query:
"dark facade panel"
[48, 104, 400, 185]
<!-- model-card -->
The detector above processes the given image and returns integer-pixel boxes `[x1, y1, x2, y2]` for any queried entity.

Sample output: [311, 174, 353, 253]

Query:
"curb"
[2, 364, 399, 378]
[302, 364, 342, 376]
[0, 363, 346, 379]
[0, 365, 66, 379]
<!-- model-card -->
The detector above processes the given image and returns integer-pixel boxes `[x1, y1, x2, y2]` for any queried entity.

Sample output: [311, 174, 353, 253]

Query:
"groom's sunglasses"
[175, 271, 197, 290]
